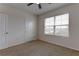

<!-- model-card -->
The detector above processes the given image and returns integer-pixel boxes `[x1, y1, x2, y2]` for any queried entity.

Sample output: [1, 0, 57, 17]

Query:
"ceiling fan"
[27, 3, 52, 9]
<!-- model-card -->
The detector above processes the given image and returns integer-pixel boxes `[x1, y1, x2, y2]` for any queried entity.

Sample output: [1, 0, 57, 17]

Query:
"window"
[44, 17, 54, 35]
[44, 13, 69, 37]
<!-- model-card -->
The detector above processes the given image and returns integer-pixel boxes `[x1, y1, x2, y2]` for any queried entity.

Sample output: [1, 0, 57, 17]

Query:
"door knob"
[4, 32, 8, 34]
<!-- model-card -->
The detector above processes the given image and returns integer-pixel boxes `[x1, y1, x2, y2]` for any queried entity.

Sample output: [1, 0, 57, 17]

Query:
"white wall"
[0, 4, 37, 49]
[38, 4, 79, 51]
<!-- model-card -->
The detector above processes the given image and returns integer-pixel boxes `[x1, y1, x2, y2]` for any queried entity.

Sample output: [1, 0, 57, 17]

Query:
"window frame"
[44, 13, 69, 37]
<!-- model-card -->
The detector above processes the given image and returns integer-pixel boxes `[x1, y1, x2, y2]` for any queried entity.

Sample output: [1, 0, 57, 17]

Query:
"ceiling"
[5, 3, 70, 15]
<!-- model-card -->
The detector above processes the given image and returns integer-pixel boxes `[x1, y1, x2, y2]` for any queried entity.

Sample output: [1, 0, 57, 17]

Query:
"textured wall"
[0, 4, 37, 49]
[38, 4, 79, 51]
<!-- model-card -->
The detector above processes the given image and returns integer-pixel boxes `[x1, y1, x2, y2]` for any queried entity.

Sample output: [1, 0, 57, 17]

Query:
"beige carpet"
[0, 40, 79, 56]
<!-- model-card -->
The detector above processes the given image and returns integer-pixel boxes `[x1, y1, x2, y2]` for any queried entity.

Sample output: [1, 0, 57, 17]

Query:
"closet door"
[0, 14, 8, 49]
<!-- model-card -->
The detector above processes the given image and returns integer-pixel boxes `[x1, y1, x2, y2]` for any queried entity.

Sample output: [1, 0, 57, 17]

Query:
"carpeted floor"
[0, 40, 79, 56]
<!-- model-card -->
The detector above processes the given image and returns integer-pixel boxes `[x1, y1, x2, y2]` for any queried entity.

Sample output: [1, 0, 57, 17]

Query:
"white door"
[0, 14, 8, 49]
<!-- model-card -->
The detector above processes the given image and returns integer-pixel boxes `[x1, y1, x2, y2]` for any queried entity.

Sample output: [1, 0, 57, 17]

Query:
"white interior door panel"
[0, 14, 8, 49]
